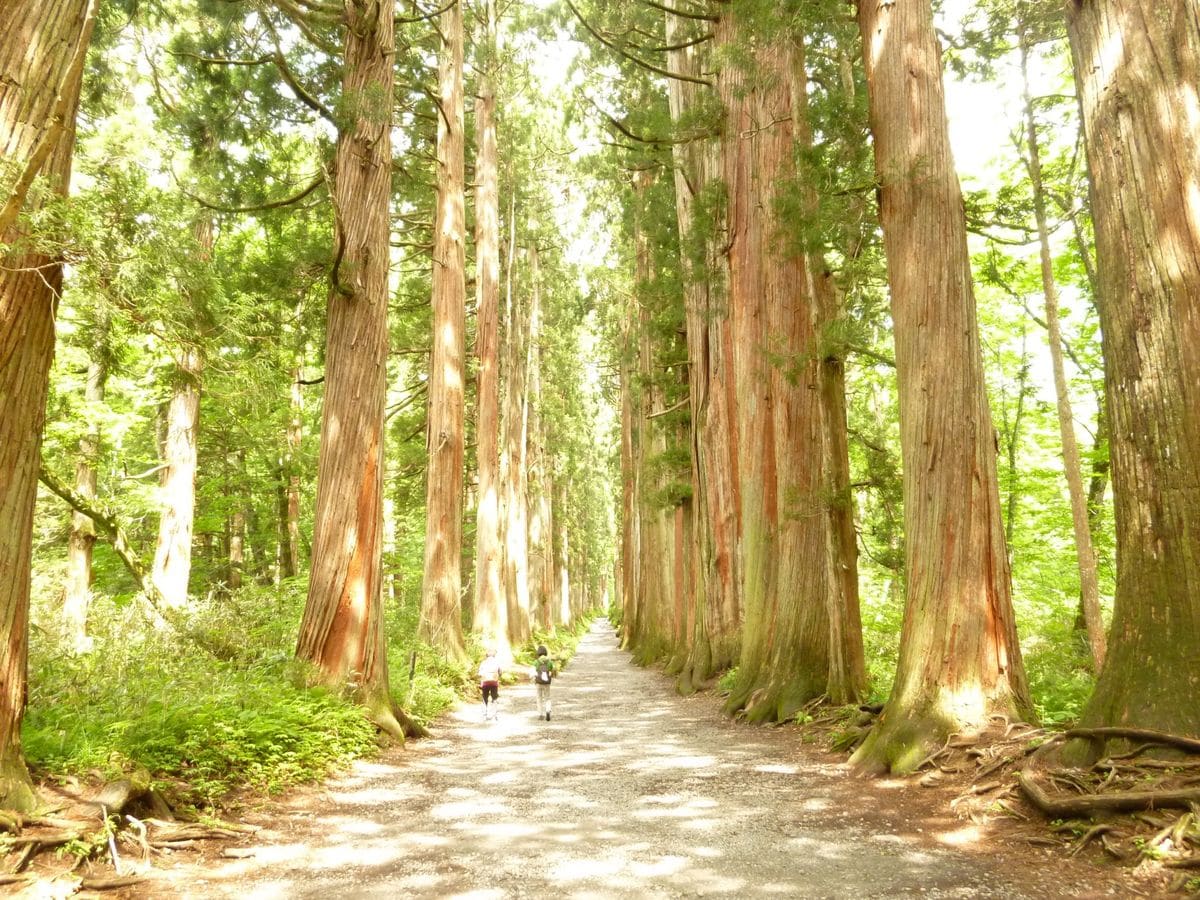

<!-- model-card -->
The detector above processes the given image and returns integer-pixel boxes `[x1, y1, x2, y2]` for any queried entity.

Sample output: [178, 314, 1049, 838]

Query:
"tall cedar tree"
[422, 0, 468, 662]
[472, 0, 508, 657]
[501, 241, 532, 648]
[0, 0, 98, 810]
[1014, 12, 1105, 670]
[851, 0, 1033, 773]
[419, 0, 468, 661]
[663, 1, 742, 691]
[1066, 1, 1200, 744]
[149, 213, 209, 609]
[295, 0, 406, 737]
[717, 7, 864, 722]
[63, 312, 109, 651]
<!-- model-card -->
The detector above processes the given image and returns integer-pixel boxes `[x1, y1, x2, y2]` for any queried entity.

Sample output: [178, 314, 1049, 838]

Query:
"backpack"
[535, 656, 553, 684]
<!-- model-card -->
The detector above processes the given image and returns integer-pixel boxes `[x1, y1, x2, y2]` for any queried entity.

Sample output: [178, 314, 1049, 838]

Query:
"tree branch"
[396, 0, 457, 24]
[184, 174, 326, 214]
[39, 465, 240, 660]
[637, 0, 718, 22]
[563, 0, 713, 87]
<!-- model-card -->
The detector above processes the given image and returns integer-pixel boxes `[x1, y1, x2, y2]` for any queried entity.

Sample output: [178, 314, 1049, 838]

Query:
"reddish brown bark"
[526, 245, 554, 632]
[664, 0, 742, 691]
[419, 0, 468, 661]
[296, 0, 402, 738]
[852, 0, 1032, 773]
[471, 0, 506, 654]
[0, 0, 97, 810]
[501, 237, 531, 647]
[1066, 1, 1200, 742]
[709, 11, 865, 722]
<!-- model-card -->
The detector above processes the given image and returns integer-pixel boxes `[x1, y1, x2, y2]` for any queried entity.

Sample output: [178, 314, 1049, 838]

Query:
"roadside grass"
[24, 579, 595, 812]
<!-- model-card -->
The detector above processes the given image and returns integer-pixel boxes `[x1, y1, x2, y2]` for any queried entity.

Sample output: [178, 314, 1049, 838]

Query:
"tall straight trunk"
[0, 0, 97, 811]
[554, 481, 571, 627]
[1066, 2, 1200, 744]
[63, 320, 108, 653]
[718, 11, 863, 723]
[472, 0, 506, 654]
[1017, 23, 1105, 671]
[628, 171, 676, 663]
[296, 0, 406, 739]
[227, 451, 248, 590]
[852, 0, 1032, 774]
[150, 341, 204, 608]
[419, 0, 467, 661]
[665, 0, 741, 691]
[280, 364, 304, 579]
[525, 245, 553, 632]
[501, 242, 531, 647]
[618, 265, 641, 651]
[229, 508, 246, 590]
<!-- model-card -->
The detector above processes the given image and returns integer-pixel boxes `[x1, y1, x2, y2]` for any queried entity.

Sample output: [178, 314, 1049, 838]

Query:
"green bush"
[25, 582, 380, 808]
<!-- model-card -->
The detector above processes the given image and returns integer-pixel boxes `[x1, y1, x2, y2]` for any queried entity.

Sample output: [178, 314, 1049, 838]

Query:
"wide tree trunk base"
[850, 712, 951, 775]
[724, 672, 825, 725]
[0, 757, 38, 814]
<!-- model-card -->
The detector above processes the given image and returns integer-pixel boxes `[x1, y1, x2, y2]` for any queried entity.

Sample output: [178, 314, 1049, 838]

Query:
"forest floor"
[9, 620, 1177, 899]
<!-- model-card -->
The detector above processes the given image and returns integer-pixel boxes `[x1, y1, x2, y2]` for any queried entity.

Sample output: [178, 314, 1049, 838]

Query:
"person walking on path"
[531, 644, 556, 721]
[478, 648, 502, 721]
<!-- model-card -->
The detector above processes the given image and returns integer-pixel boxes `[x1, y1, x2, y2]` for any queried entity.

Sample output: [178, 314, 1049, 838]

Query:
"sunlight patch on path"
[148, 620, 1060, 899]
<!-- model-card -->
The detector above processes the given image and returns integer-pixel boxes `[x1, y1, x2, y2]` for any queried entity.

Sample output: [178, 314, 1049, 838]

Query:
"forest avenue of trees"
[1, 0, 1198, 876]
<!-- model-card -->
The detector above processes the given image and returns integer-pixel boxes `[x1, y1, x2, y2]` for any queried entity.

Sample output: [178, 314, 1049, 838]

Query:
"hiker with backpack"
[531, 644, 557, 721]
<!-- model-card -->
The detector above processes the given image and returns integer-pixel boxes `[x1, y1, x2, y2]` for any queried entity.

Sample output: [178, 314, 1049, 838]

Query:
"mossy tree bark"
[852, 0, 1033, 773]
[419, 0, 468, 662]
[718, 9, 865, 723]
[0, 0, 98, 811]
[1065, 0, 1200, 746]
[296, 0, 406, 739]
[664, 0, 741, 694]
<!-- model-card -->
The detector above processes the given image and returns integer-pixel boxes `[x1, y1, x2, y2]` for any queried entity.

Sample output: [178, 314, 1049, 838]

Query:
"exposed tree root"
[1065, 727, 1200, 756]
[80, 875, 146, 890]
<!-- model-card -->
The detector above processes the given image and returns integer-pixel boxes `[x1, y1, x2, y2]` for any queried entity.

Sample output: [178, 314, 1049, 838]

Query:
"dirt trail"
[137, 621, 1136, 899]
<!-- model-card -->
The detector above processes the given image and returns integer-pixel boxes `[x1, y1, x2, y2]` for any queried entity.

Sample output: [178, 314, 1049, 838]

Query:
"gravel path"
[149, 620, 1132, 899]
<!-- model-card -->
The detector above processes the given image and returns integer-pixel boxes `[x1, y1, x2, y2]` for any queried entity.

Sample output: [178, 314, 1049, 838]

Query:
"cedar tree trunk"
[852, 0, 1033, 773]
[1066, 0, 1200, 744]
[471, 0, 507, 655]
[296, 0, 404, 738]
[0, 0, 97, 811]
[419, 0, 468, 662]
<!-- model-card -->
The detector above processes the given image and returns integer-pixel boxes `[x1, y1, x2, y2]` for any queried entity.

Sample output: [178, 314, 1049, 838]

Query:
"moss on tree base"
[0, 755, 38, 814]
[849, 712, 952, 776]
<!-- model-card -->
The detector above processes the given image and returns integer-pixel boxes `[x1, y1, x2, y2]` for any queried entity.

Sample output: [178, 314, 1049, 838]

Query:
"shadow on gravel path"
[136, 620, 1131, 899]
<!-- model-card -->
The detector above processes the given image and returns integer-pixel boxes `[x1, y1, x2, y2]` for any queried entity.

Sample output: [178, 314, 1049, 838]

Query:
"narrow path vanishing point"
[147, 621, 1129, 899]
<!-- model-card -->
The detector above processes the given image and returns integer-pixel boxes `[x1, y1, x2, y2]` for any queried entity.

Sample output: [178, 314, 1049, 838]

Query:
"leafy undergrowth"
[24, 580, 587, 814]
